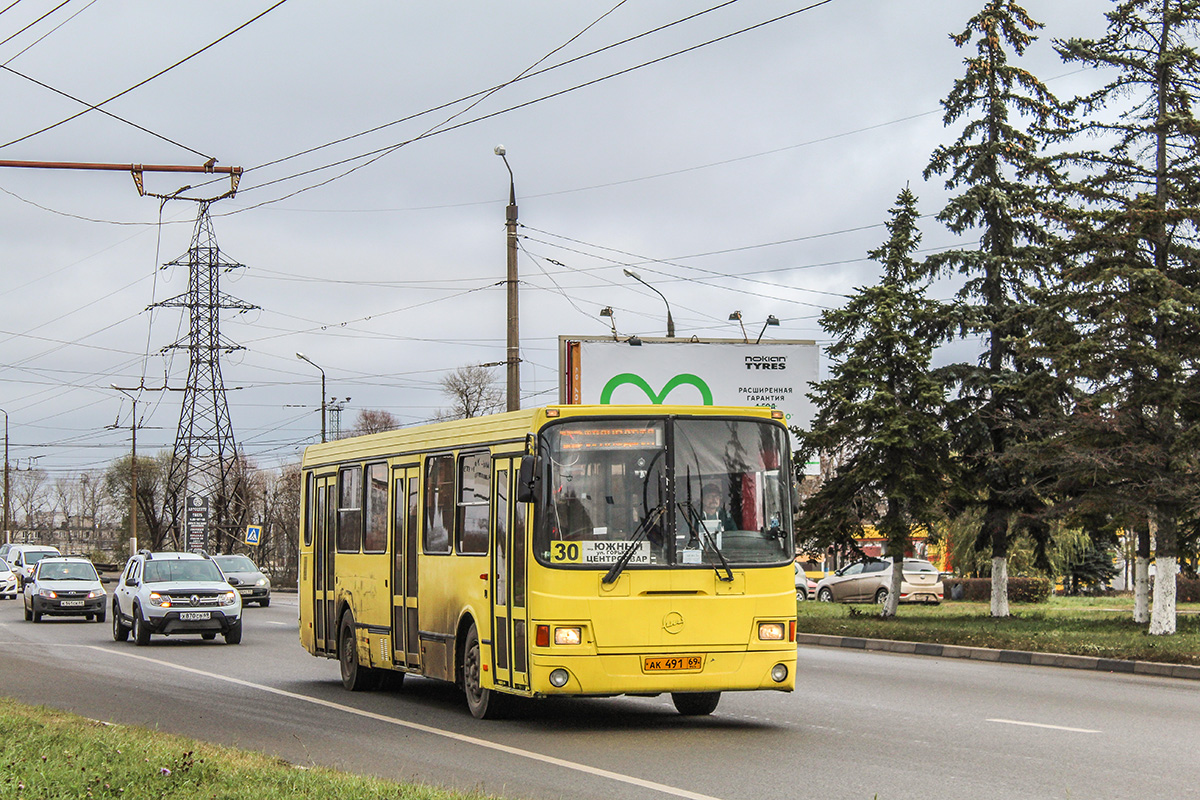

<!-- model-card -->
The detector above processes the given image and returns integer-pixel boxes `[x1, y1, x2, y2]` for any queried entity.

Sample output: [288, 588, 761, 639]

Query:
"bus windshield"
[535, 417, 793, 569]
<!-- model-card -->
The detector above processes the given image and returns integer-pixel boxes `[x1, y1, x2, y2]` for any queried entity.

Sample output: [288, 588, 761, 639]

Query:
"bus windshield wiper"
[602, 503, 666, 585]
[677, 502, 734, 582]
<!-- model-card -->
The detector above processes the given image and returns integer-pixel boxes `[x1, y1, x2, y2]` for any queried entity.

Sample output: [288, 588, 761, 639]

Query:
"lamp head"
[623, 268, 640, 280]
[600, 306, 613, 317]
[494, 145, 506, 157]
[628, 336, 643, 347]
[766, 314, 780, 326]
[728, 311, 742, 321]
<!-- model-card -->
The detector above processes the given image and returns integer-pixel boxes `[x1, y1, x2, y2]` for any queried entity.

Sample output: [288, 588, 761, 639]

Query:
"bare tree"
[436, 364, 503, 421]
[12, 467, 48, 536]
[352, 409, 399, 436]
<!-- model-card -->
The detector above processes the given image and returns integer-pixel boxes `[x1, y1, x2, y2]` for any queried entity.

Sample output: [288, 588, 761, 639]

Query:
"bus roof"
[299, 404, 782, 469]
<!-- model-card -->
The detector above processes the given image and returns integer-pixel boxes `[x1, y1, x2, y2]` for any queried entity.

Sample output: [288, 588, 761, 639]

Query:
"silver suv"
[112, 550, 243, 645]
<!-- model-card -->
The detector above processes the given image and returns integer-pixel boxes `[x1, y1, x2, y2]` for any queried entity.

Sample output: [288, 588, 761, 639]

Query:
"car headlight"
[758, 622, 786, 641]
[220, 591, 237, 606]
[148, 592, 169, 607]
[87, 588, 105, 599]
[255, 578, 267, 587]
[37, 588, 57, 599]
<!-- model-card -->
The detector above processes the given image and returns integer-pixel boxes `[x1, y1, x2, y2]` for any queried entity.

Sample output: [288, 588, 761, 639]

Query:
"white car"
[112, 550, 243, 645]
[23, 556, 107, 622]
[0, 558, 17, 600]
[7, 544, 62, 589]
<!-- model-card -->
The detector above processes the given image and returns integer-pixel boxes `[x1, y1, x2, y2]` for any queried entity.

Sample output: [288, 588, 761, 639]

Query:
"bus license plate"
[644, 655, 704, 672]
[179, 611, 210, 621]
[60, 600, 84, 607]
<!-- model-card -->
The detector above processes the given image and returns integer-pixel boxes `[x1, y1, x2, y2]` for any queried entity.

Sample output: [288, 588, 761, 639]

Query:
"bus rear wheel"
[463, 623, 506, 719]
[339, 614, 381, 691]
[671, 691, 721, 716]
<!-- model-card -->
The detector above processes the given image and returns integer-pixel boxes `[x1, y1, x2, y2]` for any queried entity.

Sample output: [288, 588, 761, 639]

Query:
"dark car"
[23, 556, 107, 622]
[212, 554, 271, 607]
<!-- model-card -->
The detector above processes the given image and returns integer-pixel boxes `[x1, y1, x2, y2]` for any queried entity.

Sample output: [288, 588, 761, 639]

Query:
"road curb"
[796, 632, 1200, 681]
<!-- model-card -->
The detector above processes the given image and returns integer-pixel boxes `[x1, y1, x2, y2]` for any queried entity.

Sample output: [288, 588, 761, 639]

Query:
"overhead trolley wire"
[222, 0, 838, 212]
[0, 0, 292, 154]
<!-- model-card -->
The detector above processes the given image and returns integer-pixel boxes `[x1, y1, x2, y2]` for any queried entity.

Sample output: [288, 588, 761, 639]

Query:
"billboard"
[559, 336, 819, 431]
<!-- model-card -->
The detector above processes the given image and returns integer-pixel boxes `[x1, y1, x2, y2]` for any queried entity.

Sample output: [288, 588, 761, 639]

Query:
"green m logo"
[599, 373, 714, 405]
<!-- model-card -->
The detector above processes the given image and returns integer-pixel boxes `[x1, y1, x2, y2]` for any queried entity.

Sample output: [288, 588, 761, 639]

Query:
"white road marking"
[87, 646, 725, 800]
[987, 718, 1101, 734]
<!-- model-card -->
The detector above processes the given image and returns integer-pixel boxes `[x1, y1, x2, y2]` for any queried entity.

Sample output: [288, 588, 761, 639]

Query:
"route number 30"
[550, 542, 581, 563]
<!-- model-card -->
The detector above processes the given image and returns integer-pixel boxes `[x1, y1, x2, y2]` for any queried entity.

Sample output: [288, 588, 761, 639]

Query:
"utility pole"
[1, 408, 9, 544]
[495, 146, 520, 411]
[110, 389, 140, 548]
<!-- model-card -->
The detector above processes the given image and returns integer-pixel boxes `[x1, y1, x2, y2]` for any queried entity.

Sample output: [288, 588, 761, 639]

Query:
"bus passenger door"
[391, 464, 420, 669]
[312, 473, 337, 655]
[491, 458, 529, 691]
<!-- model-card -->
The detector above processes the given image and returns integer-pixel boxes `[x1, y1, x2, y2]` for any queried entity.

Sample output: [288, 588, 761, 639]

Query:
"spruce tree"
[923, 1, 1069, 616]
[1050, 0, 1200, 635]
[795, 187, 953, 618]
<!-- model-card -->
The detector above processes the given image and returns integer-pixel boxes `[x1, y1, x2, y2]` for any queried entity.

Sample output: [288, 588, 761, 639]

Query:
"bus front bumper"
[525, 648, 796, 696]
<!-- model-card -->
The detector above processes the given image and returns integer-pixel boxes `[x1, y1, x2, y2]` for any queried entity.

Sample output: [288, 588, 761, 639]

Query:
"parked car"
[111, 550, 243, 645]
[7, 544, 62, 589]
[815, 558, 943, 605]
[0, 558, 17, 600]
[23, 556, 107, 622]
[794, 561, 818, 600]
[211, 554, 271, 607]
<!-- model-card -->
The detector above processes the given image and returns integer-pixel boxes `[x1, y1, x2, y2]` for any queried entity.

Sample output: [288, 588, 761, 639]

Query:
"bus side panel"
[418, 552, 488, 682]
[337, 551, 392, 668]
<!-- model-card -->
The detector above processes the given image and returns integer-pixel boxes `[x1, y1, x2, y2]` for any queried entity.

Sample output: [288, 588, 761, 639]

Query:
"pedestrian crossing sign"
[245, 525, 262, 546]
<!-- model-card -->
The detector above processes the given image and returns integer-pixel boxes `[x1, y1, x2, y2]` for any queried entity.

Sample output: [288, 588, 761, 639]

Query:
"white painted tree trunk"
[1148, 555, 1177, 636]
[1133, 556, 1150, 624]
[990, 556, 1009, 617]
[882, 560, 902, 618]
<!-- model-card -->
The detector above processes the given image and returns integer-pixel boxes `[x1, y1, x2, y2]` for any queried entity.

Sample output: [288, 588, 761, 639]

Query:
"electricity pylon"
[156, 200, 258, 552]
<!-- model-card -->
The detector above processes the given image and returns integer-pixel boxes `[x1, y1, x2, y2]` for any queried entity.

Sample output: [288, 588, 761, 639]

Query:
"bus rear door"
[490, 457, 529, 691]
[391, 464, 421, 670]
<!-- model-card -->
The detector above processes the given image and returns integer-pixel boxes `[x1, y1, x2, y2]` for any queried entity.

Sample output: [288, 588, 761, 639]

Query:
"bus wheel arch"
[338, 609, 381, 692]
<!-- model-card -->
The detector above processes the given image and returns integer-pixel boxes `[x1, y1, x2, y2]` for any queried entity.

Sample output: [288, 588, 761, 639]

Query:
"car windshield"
[904, 560, 937, 573]
[26, 551, 57, 565]
[534, 417, 794, 568]
[143, 559, 224, 583]
[213, 555, 257, 572]
[0, 558, 9, 571]
[39, 562, 99, 581]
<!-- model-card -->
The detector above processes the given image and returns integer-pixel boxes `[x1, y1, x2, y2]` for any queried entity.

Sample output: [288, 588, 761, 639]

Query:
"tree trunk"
[991, 557, 1009, 617]
[1149, 555, 1177, 635]
[1134, 521, 1152, 623]
[882, 557, 902, 618]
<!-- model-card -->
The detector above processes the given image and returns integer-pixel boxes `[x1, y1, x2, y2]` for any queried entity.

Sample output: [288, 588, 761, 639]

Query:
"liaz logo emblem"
[600, 373, 713, 405]
[663, 612, 684, 634]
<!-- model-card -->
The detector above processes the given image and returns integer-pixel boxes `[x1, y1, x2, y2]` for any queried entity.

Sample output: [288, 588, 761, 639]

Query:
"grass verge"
[797, 596, 1200, 666]
[0, 697, 494, 800]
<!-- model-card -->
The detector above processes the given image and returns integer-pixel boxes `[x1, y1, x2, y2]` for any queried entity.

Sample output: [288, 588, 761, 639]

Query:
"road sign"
[186, 496, 208, 553]
[245, 525, 262, 546]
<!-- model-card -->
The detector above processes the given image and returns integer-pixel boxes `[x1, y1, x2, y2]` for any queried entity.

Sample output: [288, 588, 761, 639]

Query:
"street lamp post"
[1, 408, 9, 544]
[623, 269, 675, 338]
[495, 145, 520, 411]
[295, 352, 327, 443]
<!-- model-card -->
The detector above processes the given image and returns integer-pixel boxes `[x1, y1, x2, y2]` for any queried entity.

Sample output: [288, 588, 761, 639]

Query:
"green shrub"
[1179, 577, 1200, 603]
[943, 577, 1051, 603]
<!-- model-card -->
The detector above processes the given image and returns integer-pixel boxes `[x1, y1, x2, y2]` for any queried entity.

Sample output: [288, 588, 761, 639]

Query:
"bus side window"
[457, 452, 490, 555]
[303, 472, 314, 548]
[364, 462, 387, 553]
[424, 454, 454, 554]
[338, 465, 363, 552]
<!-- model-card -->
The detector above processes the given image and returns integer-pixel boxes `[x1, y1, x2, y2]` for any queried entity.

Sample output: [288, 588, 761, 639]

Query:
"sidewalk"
[796, 632, 1200, 680]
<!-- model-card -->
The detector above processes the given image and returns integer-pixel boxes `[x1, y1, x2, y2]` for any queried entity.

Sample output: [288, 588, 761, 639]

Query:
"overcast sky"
[0, 0, 1112, 477]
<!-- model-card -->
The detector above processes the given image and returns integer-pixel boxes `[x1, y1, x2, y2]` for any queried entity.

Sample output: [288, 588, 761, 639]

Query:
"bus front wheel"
[339, 614, 381, 692]
[463, 623, 506, 720]
[671, 691, 721, 716]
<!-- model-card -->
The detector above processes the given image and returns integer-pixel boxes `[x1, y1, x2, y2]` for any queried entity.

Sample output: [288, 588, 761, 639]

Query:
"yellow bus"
[298, 404, 798, 718]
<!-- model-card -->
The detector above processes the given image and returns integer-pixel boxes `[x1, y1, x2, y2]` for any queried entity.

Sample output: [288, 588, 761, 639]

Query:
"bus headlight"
[554, 627, 581, 646]
[758, 622, 785, 641]
[771, 663, 789, 683]
[549, 668, 570, 687]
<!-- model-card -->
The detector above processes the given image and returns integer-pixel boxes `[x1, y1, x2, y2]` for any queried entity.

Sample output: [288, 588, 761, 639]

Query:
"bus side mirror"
[516, 455, 538, 503]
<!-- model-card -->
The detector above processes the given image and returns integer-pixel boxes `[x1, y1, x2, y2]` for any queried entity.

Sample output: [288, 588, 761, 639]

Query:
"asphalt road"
[1, 594, 1197, 800]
